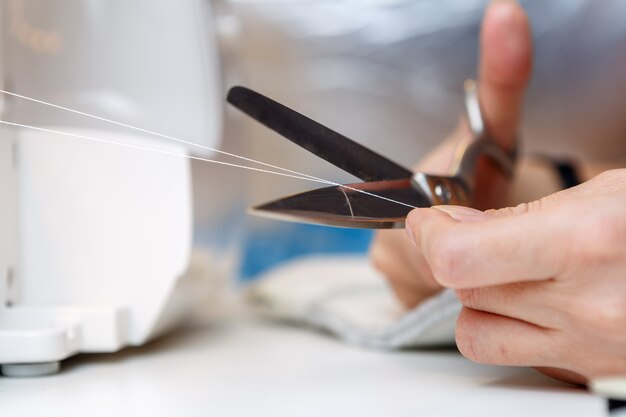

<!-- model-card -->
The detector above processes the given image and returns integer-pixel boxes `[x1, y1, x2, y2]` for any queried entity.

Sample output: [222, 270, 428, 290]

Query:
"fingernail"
[433, 206, 489, 223]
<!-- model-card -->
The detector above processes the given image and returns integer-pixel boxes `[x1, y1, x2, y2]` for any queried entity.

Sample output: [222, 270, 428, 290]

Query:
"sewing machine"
[0, 0, 224, 376]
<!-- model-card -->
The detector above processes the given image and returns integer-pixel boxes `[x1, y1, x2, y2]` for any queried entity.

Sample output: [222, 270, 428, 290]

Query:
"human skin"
[405, 169, 626, 384]
[371, 0, 626, 384]
[370, 0, 532, 308]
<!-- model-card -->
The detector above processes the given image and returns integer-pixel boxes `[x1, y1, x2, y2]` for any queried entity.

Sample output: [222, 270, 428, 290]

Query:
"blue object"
[239, 222, 373, 282]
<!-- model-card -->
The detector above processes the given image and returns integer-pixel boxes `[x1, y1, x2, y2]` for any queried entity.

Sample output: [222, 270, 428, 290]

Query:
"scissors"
[226, 80, 516, 229]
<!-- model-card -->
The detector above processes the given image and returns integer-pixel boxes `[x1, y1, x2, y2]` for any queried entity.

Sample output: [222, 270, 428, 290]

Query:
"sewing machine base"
[0, 305, 128, 376]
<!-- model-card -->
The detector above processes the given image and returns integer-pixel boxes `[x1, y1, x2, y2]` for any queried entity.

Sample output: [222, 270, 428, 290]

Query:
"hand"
[405, 169, 626, 384]
[370, 0, 532, 308]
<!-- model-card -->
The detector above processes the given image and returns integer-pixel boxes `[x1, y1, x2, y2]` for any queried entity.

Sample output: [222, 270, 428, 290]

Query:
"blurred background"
[3, 0, 626, 286]
[1, 1, 625, 400]
[205, 0, 626, 282]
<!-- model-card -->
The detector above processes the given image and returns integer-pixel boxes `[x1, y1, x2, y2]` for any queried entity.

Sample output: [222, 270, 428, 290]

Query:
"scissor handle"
[411, 79, 518, 206]
[458, 79, 517, 181]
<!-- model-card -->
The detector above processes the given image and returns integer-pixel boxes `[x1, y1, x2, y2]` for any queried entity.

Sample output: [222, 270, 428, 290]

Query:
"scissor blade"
[251, 179, 432, 229]
[227, 86, 412, 182]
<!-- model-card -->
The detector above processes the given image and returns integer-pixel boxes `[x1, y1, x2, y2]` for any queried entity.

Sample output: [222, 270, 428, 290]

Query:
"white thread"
[339, 187, 355, 218]
[0, 120, 332, 184]
[0, 89, 418, 210]
[0, 88, 328, 183]
[0, 119, 418, 210]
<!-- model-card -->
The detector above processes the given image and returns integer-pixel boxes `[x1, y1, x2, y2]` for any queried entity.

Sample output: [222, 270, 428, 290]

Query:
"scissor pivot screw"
[434, 182, 451, 204]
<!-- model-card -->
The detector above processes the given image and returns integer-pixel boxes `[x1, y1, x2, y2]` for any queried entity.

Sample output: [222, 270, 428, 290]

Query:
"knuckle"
[568, 208, 626, 271]
[592, 210, 626, 250]
[566, 293, 626, 340]
[590, 296, 626, 333]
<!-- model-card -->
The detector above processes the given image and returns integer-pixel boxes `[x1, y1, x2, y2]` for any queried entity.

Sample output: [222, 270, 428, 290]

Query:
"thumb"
[430, 205, 492, 223]
[405, 198, 571, 289]
[433, 178, 578, 222]
[478, 0, 532, 150]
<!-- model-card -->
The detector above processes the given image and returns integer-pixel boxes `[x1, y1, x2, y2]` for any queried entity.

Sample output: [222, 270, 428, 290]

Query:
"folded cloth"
[246, 255, 460, 349]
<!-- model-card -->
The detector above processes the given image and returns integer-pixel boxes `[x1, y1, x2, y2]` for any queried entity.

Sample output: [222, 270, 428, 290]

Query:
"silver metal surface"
[251, 179, 430, 229]
[464, 79, 485, 139]
[239, 79, 517, 229]
[411, 173, 469, 207]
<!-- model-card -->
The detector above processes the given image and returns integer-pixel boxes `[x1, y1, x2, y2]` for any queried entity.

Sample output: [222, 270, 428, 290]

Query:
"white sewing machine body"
[0, 0, 222, 376]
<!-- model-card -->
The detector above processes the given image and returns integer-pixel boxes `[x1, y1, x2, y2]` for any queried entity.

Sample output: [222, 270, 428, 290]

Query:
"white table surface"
[0, 303, 606, 417]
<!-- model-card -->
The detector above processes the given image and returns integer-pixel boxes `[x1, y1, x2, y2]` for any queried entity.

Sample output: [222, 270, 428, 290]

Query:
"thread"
[0, 119, 418, 210]
[0, 88, 328, 183]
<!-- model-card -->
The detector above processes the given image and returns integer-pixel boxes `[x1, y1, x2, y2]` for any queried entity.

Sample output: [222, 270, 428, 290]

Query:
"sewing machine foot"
[1, 361, 61, 377]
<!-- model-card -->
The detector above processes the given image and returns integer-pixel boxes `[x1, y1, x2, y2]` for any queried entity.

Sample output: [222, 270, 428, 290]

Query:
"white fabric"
[247, 255, 460, 349]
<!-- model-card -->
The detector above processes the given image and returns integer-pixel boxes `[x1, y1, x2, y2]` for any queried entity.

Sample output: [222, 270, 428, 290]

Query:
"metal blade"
[227, 86, 413, 182]
[250, 179, 432, 229]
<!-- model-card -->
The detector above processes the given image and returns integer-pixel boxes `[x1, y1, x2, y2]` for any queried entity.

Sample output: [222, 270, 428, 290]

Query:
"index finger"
[406, 206, 568, 288]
